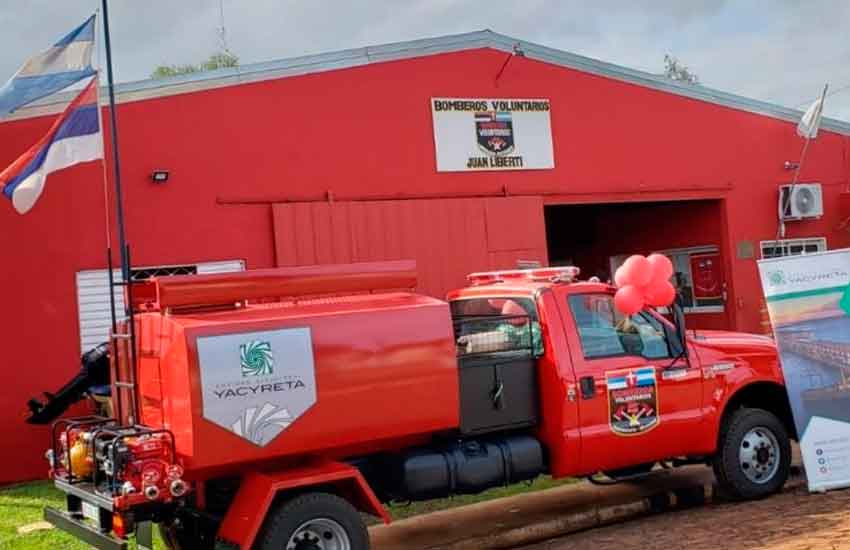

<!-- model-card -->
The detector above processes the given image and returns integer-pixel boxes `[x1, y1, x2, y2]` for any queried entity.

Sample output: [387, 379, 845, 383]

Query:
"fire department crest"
[606, 367, 659, 436]
[475, 111, 515, 155]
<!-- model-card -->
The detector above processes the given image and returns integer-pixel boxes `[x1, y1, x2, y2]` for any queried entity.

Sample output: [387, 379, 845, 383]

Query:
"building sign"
[431, 98, 554, 172]
[197, 327, 317, 447]
[759, 249, 850, 491]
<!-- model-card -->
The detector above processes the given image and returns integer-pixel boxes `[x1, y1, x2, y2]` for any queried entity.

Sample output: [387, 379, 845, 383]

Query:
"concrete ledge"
[370, 466, 806, 550]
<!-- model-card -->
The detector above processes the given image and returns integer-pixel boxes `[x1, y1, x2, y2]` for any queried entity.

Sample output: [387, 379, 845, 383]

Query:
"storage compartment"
[453, 314, 539, 435]
[458, 352, 539, 434]
[397, 435, 544, 501]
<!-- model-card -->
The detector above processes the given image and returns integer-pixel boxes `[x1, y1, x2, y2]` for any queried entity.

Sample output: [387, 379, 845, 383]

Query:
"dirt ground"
[518, 484, 850, 550]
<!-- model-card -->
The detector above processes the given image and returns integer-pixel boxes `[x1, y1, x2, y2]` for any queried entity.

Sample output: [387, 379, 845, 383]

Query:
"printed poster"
[758, 249, 850, 491]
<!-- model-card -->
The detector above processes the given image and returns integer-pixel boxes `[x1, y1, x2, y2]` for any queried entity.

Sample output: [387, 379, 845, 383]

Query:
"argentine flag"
[0, 15, 96, 117]
[0, 77, 102, 214]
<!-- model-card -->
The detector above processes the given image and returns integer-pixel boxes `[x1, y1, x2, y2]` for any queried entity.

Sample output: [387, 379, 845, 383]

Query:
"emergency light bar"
[467, 266, 580, 286]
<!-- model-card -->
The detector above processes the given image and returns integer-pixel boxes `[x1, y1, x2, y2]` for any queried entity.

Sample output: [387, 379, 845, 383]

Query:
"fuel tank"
[130, 262, 460, 475]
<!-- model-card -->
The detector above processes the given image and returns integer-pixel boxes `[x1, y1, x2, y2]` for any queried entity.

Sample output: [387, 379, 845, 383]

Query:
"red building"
[1, 30, 849, 483]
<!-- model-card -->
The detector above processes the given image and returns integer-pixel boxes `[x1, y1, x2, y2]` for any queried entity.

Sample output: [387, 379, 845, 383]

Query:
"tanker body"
[136, 290, 461, 474]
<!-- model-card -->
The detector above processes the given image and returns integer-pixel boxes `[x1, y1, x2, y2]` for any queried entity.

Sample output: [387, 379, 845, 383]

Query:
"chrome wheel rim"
[286, 518, 351, 550]
[739, 426, 780, 484]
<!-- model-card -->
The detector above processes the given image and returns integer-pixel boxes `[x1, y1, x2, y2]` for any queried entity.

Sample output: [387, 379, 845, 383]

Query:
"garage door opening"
[544, 200, 730, 330]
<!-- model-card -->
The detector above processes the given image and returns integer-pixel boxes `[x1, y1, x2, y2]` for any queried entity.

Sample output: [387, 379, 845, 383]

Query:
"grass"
[0, 482, 164, 550]
[0, 476, 574, 548]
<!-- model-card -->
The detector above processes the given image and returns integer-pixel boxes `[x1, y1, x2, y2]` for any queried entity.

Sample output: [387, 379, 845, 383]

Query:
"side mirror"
[670, 299, 688, 359]
[659, 295, 688, 360]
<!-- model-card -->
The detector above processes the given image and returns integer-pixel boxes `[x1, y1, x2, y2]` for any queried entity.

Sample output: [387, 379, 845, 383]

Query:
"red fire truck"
[34, 261, 793, 549]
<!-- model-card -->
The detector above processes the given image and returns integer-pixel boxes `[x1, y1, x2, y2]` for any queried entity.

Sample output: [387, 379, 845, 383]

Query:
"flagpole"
[100, 0, 130, 285]
[91, 11, 118, 340]
[101, 0, 138, 424]
[776, 83, 828, 242]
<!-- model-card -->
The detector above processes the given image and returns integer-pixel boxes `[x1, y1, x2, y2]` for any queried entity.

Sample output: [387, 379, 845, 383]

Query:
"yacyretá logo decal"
[197, 327, 317, 447]
[606, 367, 659, 436]
[767, 270, 786, 287]
[240, 340, 274, 377]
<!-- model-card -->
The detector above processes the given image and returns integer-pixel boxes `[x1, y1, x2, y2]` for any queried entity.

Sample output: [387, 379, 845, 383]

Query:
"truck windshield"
[450, 297, 544, 356]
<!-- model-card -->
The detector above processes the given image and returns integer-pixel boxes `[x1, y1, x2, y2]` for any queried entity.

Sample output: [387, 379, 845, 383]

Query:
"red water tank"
[133, 264, 460, 476]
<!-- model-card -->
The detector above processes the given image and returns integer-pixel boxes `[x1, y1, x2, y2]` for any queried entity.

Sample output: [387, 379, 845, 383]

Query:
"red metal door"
[272, 197, 548, 298]
[555, 289, 702, 474]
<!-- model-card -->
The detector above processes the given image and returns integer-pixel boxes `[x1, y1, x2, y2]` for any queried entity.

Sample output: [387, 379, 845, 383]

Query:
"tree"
[151, 52, 239, 79]
[663, 54, 699, 85]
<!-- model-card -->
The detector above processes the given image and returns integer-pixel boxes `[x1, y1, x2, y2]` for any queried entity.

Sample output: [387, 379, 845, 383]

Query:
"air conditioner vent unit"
[779, 183, 823, 220]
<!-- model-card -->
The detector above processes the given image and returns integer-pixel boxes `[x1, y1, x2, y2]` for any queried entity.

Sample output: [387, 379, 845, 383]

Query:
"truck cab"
[448, 267, 793, 492]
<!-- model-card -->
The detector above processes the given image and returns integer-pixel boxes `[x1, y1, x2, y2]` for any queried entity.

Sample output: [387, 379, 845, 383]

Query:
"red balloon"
[645, 280, 676, 307]
[647, 253, 674, 282]
[614, 266, 628, 288]
[620, 255, 653, 288]
[614, 285, 645, 316]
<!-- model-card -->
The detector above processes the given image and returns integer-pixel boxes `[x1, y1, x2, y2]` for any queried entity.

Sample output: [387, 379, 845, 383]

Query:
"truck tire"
[713, 407, 790, 500]
[256, 492, 370, 550]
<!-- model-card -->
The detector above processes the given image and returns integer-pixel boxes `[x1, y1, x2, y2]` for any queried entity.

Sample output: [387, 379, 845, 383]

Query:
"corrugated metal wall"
[75, 260, 245, 354]
[272, 197, 548, 298]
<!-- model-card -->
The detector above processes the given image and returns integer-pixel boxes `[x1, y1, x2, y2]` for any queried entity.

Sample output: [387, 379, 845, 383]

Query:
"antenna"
[217, 0, 234, 57]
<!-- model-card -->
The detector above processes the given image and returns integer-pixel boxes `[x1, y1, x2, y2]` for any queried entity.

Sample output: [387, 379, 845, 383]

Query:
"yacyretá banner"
[758, 248, 850, 492]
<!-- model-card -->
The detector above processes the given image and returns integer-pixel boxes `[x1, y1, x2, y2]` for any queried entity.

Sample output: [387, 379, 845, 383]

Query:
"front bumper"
[44, 506, 126, 550]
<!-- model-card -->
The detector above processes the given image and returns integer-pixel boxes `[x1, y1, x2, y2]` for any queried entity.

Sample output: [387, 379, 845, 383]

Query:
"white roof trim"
[6, 29, 850, 136]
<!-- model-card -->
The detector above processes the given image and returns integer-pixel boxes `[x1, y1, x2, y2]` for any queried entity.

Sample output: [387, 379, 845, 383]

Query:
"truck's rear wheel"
[714, 407, 790, 500]
[257, 492, 370, 550]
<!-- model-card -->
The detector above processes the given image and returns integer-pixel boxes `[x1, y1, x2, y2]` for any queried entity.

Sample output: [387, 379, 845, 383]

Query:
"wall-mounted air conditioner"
[778, 183, 823, 220]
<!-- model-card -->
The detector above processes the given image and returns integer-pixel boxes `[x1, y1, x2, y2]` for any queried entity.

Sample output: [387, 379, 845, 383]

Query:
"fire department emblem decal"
[475, 111, 515, 155]
[606, 367, 659, 436]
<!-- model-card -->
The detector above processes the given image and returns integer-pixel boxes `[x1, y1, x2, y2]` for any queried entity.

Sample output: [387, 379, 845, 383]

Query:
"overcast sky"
[1, 1, 849, 120]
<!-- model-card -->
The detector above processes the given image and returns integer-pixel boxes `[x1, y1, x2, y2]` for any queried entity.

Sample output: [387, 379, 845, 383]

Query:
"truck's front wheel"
[257, 492, 370, 550]
[714, 407, 791, 500]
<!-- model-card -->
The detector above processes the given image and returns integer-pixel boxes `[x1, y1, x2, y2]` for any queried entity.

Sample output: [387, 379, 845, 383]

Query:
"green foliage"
[664, 54, 699, 85]
[151, 52, 239, 80]
[200, 52, 239, 72]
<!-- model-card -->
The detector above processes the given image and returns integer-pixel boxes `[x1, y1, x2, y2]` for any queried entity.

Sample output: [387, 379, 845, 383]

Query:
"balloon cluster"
[613, 253, 676, 316]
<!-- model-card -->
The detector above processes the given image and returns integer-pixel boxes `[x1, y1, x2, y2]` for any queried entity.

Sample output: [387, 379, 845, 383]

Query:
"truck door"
[556, 291, 702, 474]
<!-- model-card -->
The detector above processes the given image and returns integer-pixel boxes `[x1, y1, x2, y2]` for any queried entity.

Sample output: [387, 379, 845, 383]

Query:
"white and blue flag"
[0, 15, 96, 117]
